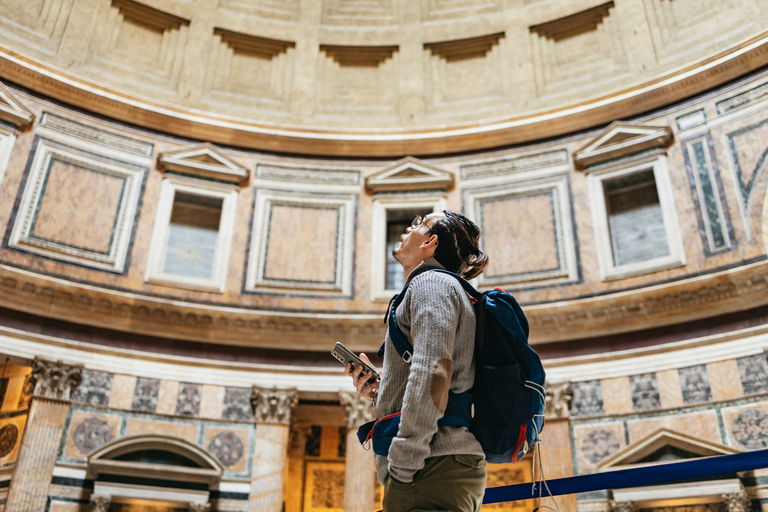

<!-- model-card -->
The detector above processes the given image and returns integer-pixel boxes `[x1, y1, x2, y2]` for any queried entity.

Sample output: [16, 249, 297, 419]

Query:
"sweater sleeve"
[387, 273, 461, 482]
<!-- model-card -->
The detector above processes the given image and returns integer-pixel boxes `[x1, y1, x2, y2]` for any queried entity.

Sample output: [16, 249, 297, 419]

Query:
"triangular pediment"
[598, 428, 740, 470]
[573, 121, 673, 169]
[0, 81, 35, 130]
[365, 156, 454, 193]
[157, 143, 249, 185]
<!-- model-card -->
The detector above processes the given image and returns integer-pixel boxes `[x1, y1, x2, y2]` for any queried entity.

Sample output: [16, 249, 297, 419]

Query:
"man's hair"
[429, 210, 489, 280]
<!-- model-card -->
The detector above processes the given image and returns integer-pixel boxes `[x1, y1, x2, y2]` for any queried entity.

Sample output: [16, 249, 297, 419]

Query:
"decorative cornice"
[423, 33, 504, 62]
[0, 261, 766, 349]
[320, 45, 398, 67]
[573, 121, 674, 169]
[157, 142, 249, 185]
[1, 30, 766, 157]
[365, 156, 454, 193]
[339, 390, 376, 428]
[31, 358, 82, 400]
[0, 79, 34, 130]
[251, 386, 298, 424]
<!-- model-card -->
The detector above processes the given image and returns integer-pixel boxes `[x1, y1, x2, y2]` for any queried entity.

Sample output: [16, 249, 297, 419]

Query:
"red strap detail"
[510, 424, 527, 464]
[495, 287, 507, 293]
[470, 297, 477, 304]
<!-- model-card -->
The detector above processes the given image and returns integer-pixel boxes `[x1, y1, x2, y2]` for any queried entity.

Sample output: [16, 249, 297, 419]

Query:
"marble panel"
[204, 425, 250, 474]
[107, 374, 137, 410]
[655, 368, 684, 408]
[678, 365, 712, 404]
[573, 421, 624, 471]
[199, 384, 225, 420]
[9, 138, 145, 272]
[721, 401, 768, 450]
[175, 382, 201, 417]
[303, 460, 345, 512]
[737, 354, 768, 395]
[131, 377, 160, 412]
[630, 373, 661, 411]
[123, 417, 199, 443]
[48, 501, 85, 512]
[63, 410, 120, 460]
[602, 376, 632, 414]
[70, 369, 113, 407]
[222, 386, 254, 422]
[726, 117, 768, 215]
[155, 379, 180, 415]
[706, 360, 744, 400]
[626, 410, 721, 445]
[570, 380, 604, 417]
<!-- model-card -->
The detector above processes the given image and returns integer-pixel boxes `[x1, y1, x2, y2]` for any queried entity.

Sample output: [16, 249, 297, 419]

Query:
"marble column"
[5, 359, 82, 512]
[248, 386, 298, 512]
[339, 390, 376, 512]
[542, 381, 577, 511]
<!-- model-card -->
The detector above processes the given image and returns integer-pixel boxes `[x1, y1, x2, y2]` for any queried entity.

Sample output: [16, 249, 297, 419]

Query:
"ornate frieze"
[31, 359, 83, 400]
[339, 390, 376, 428]
[251, 386, 298, 425]
[544, 381, 572, 419]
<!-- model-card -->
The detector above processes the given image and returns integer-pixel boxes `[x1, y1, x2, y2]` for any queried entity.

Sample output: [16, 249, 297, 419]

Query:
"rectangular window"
[588, 155, 685, 280]
[146, 178, 237, 291]
[162, 192, 223, 279]
[604, 170, 669, 266]
[371, 196, 446, 301]
[385, 209, 431, 291]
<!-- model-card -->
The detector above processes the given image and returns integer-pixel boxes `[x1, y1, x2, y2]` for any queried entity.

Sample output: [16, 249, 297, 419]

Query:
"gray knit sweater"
[375, 258, 484, 485]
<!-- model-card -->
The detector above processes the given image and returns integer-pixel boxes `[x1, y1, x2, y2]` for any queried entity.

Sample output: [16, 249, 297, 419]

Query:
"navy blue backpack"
[376, 269, 546, 464]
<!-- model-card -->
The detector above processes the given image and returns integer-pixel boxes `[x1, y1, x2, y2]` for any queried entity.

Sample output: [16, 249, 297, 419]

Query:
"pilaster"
[248, 387, 298, 512]
[5, 359, 82, 512]
[339, 390, 376, 512]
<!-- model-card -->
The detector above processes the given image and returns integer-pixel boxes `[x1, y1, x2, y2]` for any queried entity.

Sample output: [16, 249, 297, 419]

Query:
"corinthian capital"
[88, 495, 111, 512]
[31, 358, 83, 400]
[609, 501, 636, 512]
[722, 490, 750, 511]
[188, 503, 211, 512]
[251, 386, 298, 424]
[545, 381, 572, 419]
[339, 390, 376, 428]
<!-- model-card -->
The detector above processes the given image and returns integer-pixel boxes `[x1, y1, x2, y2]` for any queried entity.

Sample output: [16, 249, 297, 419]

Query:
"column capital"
[339, 390, 375, 428]
[609, 500, 636, 512]
[88, 495, 111, 512]
[722, 490, 750, 511]
[31, 358, 83, 400]
[188, 503, 211, 512]
[251, 386, 298, 425]
[545, 381, 572, 420]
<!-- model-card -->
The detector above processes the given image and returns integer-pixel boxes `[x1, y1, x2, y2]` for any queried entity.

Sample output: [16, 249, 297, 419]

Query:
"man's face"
[392, 212, 443, 263]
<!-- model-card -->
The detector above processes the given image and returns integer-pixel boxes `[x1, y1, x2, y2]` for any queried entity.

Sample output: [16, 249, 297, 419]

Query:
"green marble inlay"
[692, 142, 726, 250]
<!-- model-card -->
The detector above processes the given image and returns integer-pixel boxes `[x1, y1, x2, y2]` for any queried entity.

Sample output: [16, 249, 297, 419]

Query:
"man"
[346, 210, 490, 512]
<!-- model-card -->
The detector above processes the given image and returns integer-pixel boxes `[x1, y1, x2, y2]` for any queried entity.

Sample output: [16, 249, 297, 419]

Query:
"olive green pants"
[383, 454, 487, 512]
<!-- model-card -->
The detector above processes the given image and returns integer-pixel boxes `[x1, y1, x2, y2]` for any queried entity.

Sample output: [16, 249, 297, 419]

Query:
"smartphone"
[332, 342, 379, 384]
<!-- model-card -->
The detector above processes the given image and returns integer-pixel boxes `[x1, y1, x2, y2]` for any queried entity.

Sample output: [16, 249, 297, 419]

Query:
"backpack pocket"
[371, 413, 401, 456]
[475, 363, 530, 425]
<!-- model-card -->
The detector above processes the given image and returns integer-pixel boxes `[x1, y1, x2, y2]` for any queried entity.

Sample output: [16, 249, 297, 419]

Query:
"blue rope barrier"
[483, 448, 768, 504]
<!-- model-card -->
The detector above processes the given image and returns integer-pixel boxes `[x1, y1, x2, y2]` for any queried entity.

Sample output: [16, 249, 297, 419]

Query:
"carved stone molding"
[320, 45, 398, 67]
[545, 381, 572, 419]
[31, 358, 83, 400]
[251, 387, 298, 425]
[339, 390, 376, 428]
[424, 32, 504, 62]
[0, 259, 766, 349]
[609, 501, 636, 512]
[722, 491, 750, 512]
[88, 495, 111, 512]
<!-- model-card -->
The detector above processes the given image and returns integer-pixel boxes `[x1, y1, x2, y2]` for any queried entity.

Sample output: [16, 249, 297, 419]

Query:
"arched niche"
[86, 435, 224, 511]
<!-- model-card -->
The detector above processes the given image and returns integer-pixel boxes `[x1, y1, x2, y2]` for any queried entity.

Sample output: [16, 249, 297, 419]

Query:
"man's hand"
[344, 352, 380, 401]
